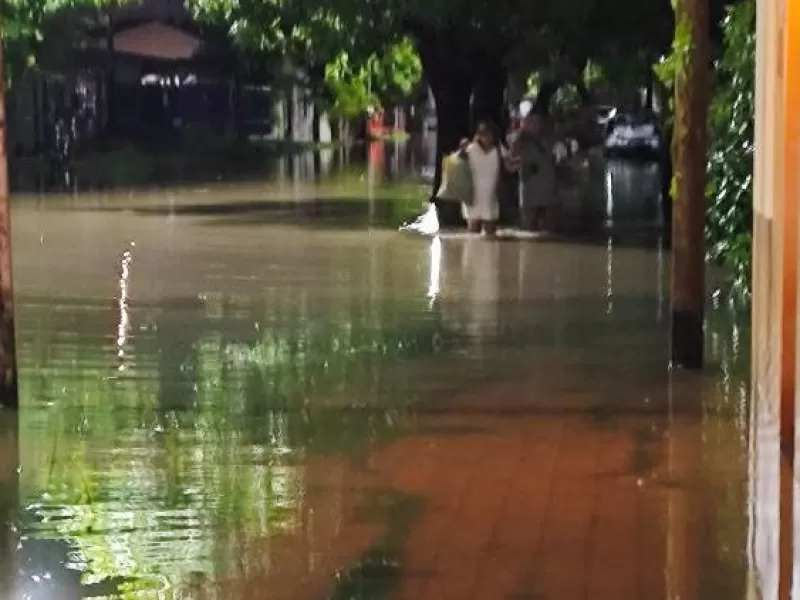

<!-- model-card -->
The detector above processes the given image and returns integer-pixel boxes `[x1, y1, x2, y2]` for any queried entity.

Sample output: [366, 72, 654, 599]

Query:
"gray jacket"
[509, 132, 557, 208]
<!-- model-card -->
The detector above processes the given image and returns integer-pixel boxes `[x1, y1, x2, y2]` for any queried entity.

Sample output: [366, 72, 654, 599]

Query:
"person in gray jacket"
[507, 111, 557, 231]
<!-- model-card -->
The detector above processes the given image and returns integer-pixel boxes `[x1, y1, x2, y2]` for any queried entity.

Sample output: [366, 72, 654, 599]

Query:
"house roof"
[112, 21, 202, 60]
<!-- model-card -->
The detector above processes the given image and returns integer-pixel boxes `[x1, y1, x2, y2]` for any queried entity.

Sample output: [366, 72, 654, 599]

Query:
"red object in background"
[367, 107, 411, 139]
[368, 110, 384, 138]
[368, 138, 385, 174]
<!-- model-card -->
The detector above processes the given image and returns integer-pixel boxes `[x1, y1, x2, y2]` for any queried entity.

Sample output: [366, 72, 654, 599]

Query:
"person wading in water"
[507, 111, 557, 231]
[459, 121, 507, 237]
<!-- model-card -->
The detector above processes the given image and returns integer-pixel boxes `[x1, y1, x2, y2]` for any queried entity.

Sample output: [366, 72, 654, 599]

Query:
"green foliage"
[189, 0, 672, 92]
[322, 51, 371, 116]
[3, 0, 49, 84]
[324, 38, 422, 118]
[188, 0, 383, 65]
[582, 60, 605, 89]
[590, 50, 647, 97]
[552, 84, 582, 113]
[706, 0, 754, 292]
[582, 0, 672, 82]
[653, 12, 692, 87]
[190, 0, 421, 116]
[525, 72, 541, 97]
[3, 0, 113, 84]
[651, 2, 691, 147]
[373, 38, 423, 100]
[652, 0, 693, 212]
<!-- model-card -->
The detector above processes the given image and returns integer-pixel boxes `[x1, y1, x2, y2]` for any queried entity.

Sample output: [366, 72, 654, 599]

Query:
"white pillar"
[751, 1, 798, 599]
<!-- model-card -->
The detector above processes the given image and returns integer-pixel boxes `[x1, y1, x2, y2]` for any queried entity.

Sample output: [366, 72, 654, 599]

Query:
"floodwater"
[0, 143, 762, 599]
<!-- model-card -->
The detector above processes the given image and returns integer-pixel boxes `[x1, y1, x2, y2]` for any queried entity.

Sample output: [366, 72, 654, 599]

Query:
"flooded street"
[0, 146, 757, 599]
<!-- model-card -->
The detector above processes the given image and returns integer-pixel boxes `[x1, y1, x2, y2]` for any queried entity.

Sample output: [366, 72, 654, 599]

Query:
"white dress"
[462, 143, 501, 222]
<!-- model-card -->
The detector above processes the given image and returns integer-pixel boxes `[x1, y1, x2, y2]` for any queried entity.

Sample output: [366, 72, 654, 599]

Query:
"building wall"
[788, 3, 800, 595]
[751, 0, 798, 598]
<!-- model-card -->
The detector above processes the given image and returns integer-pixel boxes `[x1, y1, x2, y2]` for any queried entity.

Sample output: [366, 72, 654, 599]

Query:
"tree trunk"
[670, 0, 710, 369]
[105, 11, 117, 136]
[32, 77, 42, 154]
[283, 81, 295, 141]
[311, 106, 322, 177]
[353, 115, 368, 142]
[576, 79, 592, 106]
[0, 415, 17, 597]
[471, 58, 508, 133]
[41, 79, 51, 153]
[429, 72, 471, 193]
[507, 73, 526, 108]
[660, 122, 673, 244]
[311, 108, 320, 144]
[0, 44, 19, 407]
[534, 80, 561, 115]
[645, 62, 655, 111]
[429, 73, 471, 227]
[232, 63, 245, 141]
[416, 30, 474, 193]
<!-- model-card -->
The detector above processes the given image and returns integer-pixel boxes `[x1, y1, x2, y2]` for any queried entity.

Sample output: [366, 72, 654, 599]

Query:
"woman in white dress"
[462, 122, 504, 236]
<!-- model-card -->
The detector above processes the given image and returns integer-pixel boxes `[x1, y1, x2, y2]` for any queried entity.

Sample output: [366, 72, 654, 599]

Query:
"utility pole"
[670, 0, 710, 369]
[0, 41, 19, 407]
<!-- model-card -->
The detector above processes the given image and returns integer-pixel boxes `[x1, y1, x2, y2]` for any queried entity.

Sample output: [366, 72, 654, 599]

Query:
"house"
[7, 0, 331, 158]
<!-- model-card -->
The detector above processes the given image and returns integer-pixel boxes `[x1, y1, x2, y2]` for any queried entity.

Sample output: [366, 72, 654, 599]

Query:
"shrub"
[706, 0, 755, 293]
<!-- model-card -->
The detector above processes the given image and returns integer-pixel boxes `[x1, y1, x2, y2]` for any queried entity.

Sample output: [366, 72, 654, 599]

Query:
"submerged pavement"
[0, 160, 767, 599]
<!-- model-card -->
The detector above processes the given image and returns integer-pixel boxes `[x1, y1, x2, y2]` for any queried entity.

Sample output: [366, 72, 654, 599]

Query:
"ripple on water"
[4, 165, 756, 599]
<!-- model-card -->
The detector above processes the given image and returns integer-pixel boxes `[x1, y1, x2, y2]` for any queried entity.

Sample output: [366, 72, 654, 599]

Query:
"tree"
[184, 0, 534, 189]
[706, 0, 754, 292]
[323, 37, 422, 119]
[405, 0, 679, 190]
[658, 0, 711, 368]
[189, 0, 685, 196]
[2, 1, 117, 407]
[3, 1, 111, 83]
[1, 21, 19, 407]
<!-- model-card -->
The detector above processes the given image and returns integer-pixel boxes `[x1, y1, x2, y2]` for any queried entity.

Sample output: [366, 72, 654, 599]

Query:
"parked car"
[603, 114, 662, 161]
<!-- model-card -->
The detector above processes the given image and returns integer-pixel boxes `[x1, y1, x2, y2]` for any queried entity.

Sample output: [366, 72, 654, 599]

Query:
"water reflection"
[276, 147, 337, 187]
[606, 236, 614, 314]
[459, 238, 501, 346]
[605, 168, 614, 225]
[10, 140, 405, 196]
[603, 159, 661, 224]
[427, 236, 442, 307]
[3, 157, 765, 598]
[657, 236, 665, 320]
[116, 244, 135, 372]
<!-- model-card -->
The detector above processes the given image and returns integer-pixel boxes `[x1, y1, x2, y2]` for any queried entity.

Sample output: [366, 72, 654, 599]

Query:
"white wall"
[750, 0, 789, 597]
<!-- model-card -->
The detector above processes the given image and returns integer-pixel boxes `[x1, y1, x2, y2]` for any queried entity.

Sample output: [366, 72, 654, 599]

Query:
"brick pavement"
[208, 408, 753, 600]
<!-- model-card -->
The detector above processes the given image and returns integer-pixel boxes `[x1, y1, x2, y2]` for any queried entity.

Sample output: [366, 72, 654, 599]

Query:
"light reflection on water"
[0, 155, 762, 599]
[116, 244, 135, 372]
[427, 236, 442, 307]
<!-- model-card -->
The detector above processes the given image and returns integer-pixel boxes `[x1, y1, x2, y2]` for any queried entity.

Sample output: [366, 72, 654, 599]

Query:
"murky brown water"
[0, 149, 758, 599]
